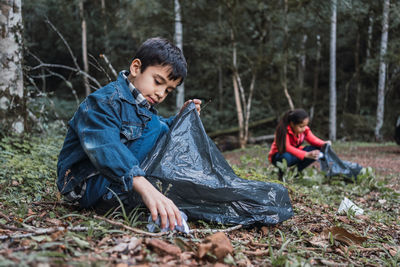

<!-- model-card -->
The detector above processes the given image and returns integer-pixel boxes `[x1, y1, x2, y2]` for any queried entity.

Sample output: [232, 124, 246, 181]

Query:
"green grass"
[0, 133, 398, 266]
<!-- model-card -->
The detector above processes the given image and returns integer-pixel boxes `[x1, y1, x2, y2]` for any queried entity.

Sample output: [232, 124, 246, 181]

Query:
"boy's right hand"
[305, 150, 320, 160]
[132, 176, 182, 230]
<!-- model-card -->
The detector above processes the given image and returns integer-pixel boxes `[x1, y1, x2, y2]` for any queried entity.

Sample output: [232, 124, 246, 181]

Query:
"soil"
[224, 144, 400, 176]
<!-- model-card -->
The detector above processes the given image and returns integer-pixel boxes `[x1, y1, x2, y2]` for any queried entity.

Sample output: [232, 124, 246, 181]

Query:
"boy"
[57, 37, 201, 230]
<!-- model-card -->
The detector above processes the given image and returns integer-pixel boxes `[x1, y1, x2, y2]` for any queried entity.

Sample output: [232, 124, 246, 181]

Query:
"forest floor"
[0, 138, 399, 266]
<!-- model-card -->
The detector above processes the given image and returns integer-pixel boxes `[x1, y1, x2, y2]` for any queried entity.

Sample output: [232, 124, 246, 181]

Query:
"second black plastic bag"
[319, 144, 362, 179]
[140, 103, 293, 226]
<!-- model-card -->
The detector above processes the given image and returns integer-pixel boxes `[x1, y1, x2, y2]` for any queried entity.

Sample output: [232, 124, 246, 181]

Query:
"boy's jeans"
[79, 112, 168, 212]
[272, 145, 319, 172]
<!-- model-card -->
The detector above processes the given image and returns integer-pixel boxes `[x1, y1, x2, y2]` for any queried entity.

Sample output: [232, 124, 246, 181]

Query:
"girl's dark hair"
[133, 37, 187, 85]
[275, 109, 309, 154]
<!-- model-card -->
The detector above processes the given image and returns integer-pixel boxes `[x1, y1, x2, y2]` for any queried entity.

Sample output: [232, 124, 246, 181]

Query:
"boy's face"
[128, 59, 181, 105]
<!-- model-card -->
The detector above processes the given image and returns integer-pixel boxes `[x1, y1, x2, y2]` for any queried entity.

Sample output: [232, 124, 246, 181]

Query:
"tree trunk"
[231, 30, 245, 148]
[79, 0, 90, 96]
[355, 30, 361, 114]
[298, 34, 307, 105]
[0, 0, 25, 134]
[366, 16, 373, 60]
[282, 0, 294, 110]
[101, 0, 109, 54]
[174, 0, 184, 111]
[218, 4, 223, 111]
[375, 0, 390, 141]
[310, 35, 321, 123]
[329, 0, 337, 141]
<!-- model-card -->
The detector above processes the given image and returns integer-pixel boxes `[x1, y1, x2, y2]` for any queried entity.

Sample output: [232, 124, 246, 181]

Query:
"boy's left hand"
[181, 99, 202, 115]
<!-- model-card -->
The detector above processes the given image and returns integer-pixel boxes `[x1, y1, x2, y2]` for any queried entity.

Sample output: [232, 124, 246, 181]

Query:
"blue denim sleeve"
[73, 94, 144, 192]
[159, 115, 176, 127]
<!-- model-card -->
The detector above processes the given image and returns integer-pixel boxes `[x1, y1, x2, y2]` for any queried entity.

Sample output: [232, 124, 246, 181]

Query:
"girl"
[268, 109, 330, 173]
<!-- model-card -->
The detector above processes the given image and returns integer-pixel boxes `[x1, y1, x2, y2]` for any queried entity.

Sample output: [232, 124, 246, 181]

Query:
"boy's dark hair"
[133, 37, 187, 85]
[275, 109, 309, 154]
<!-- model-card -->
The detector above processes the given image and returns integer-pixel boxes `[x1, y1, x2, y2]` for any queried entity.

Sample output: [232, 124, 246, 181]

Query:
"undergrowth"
[0, 134, 399, 266]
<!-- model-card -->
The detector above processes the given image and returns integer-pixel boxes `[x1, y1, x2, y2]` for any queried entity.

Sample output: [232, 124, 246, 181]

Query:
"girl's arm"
[304, 127, 326, 147]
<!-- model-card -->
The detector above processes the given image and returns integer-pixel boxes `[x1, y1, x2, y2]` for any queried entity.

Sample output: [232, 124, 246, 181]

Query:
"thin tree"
[282, 0, 295, 110]
[0, 0, 24, 134]
[375, 0, 390, 141]
[79, 0, 90, 96]
[231, 30, 256, 148]
[329, 0, 337, 141]
[174, 0, 184, 110]
[310, 35, 321, 122]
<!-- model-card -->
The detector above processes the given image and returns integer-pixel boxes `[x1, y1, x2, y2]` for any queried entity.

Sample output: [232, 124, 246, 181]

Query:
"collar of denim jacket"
[115, 71, 158, 115]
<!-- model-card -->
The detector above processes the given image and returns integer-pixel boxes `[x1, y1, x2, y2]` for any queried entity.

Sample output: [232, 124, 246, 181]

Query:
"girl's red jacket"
[268, 125, 325, 162]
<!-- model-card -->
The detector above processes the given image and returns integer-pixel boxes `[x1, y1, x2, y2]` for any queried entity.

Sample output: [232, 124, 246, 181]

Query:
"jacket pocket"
[121, 122, 143, 141]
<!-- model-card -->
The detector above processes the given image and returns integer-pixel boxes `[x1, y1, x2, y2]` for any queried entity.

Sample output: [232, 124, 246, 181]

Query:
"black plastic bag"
[319, 144, 362, 179]
[140, 103, 293, 226]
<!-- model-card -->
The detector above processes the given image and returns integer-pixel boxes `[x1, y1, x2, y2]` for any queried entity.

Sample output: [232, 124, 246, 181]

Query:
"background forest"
[7, 0, 399, 144]
[1, 1, 399, 265]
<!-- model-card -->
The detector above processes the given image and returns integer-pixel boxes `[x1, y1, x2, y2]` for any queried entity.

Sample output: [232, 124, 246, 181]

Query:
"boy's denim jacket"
[57, 72, 174, 200]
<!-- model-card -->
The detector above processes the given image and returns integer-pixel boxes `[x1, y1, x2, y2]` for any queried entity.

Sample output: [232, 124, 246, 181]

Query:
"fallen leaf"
[326, 227, 367, 246]
[20, 239, 31, 247]
[98, 236, 111, 247]
[382, 243, 399, 257]
[197, 242, 212, 258]
[128, 237, 142, 251]
[50, 230, 65, 240]
[27, 209, 36, 216]
[200, 232, 233, 261]
[107, 242, 128, 253]
[46, 218, 63, 226]
[309, 231, 329, 248]
[260, 226, 269, 236]
[146, 238, 181, 256]
[355, 215, 369, 221]
[174, 237, 195, 252]
[337, 216, 350, 224]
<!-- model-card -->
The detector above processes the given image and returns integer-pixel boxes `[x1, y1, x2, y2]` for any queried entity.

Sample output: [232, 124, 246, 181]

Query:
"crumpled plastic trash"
[319, 144, 362, 179]
[146, 210, 190, 234]
[338, 197, 364, 215]
[140, 102, 293, 226]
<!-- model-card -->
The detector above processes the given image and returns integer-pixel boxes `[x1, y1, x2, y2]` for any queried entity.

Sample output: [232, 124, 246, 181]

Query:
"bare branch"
[94, 215, 168, 237]
[31, 63, 101, 89]
[190, 224, 242, 234]
[45, 18, 80, 71]
[100, 54, 118, 79]
[0, 212, 11, 222]
[0, 226, 88, 240]
[27, 52, 81, 106]
[89, 53, 112, 82]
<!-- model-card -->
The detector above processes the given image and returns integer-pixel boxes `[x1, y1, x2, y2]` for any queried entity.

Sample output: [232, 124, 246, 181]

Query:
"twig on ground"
[32, 201, 78, 208]
[250, 241, 269, 248]
[0, 226, 88, 240]
[0, 246, 31, 255]
[189, 224, 242, 234]
[243, 250, 269, 256]
[0, 211, 11, 222]
[93, 215, 167, 237]
[0, 223, 35, 233]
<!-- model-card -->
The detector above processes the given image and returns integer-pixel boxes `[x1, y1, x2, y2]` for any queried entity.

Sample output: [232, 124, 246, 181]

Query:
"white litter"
[338, 197, 364, 216]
